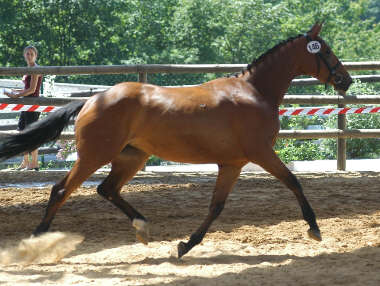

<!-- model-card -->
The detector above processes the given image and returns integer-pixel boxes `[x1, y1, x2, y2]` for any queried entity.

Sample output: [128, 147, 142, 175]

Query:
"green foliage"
[56, 140, 76, 160]
[275, 140, 325, 163]
[38, 160, 74, 170]
[278, 80, 380, 162]
[146, 155, 163, 166]
[1, 0, 379, 86]
[320, 80, 380, 159]
[366, 0, 380, 22]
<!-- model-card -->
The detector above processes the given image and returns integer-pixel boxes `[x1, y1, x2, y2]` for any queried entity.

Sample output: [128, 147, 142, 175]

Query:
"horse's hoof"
[132, 218, 149, 245]
[307, 228, 322, 241]
[33, 227, 47, 237]
[177, 241, 188, 259]
[136, 230, 149, 245]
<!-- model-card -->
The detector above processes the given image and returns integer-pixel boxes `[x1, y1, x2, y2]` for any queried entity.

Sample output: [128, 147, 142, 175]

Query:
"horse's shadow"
[1, 246, 379, 285]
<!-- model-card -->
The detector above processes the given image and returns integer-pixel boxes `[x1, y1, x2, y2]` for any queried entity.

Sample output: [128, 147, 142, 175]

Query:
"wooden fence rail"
[1, 61, 380, 170]
[0, 61, 380, 76]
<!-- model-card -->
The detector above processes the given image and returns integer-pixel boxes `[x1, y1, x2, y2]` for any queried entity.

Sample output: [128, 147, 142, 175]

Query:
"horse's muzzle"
[335, 75, 353, 94]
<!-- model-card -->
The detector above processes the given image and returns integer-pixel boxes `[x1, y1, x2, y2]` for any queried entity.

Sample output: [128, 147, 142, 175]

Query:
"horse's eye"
[325, 49, 331, 56]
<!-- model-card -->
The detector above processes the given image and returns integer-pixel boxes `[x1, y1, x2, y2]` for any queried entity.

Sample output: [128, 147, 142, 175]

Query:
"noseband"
[305, 34, 342, 87]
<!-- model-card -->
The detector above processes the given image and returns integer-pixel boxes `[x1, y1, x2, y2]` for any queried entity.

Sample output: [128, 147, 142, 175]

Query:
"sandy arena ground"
[0, 170, 379, 285]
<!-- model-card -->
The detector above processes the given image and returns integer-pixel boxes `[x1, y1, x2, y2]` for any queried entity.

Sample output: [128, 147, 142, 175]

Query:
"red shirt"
[23, 74, 43, 97]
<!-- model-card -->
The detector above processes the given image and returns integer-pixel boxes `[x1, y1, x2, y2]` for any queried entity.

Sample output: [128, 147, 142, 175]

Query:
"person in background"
[5, 45, 43, 171]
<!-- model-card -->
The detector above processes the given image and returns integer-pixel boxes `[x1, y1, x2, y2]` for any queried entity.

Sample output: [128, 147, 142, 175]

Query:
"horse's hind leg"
[177, 164, 242, 258]
[33, 159, 100, 235]
[96, 145, 150, 244]
[252, 147, 321, 241]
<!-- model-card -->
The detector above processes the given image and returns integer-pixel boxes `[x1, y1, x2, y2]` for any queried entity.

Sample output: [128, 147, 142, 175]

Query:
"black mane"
[230, 33, 304, 77]
[248, 34, 304, 70]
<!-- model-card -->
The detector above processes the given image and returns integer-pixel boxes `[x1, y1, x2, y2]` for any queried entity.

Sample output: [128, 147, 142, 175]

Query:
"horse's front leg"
[177, 164, 242, 258]
[252, 147, 321, 241]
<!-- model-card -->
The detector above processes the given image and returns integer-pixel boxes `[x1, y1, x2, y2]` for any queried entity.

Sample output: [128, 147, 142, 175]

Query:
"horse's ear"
[309, 22, 323, 38]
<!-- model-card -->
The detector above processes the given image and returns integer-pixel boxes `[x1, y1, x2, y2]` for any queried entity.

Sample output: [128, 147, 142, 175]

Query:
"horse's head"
[300, 22, 352, 95]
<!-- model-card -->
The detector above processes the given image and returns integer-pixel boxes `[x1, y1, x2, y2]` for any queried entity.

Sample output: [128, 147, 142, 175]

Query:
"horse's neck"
[247, 45, 301, 107]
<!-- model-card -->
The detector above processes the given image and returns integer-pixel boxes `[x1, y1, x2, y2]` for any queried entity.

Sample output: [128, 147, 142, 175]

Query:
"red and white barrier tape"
[279, 106, 380, 116]
[0, 103, 379, 116]
[0, 103, 60, 113]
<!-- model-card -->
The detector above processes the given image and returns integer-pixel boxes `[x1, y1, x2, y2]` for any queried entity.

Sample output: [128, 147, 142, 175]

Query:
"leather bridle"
[305, 34, 343, 87]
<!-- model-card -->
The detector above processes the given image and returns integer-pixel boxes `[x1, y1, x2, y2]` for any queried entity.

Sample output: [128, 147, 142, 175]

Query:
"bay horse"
[0, 23, 352, 258]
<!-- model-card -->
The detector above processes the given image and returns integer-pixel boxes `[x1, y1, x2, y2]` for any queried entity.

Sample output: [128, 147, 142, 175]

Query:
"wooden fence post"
[337, 91, 347, 170]
[138, 72, 147, 83]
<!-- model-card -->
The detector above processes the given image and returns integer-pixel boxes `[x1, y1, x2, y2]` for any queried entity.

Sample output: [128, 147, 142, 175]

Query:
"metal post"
[337, 101, 347, 171]
[41, 154, 45, 168]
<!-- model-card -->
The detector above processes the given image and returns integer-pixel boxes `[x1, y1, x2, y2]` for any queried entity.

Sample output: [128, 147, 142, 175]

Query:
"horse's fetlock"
[132, 218, 147, 231]
[189, 233, 203, 246]
[57, 189, 65, 198]
[33, 223, 50, 236]
[211, 202, 225, 217]
[97, 185, 109, 198]
[51, 186, 66, 202]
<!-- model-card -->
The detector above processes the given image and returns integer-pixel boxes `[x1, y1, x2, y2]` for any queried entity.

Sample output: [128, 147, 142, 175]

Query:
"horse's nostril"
[334, 75, 343, 84]
[338, 76, 353, 91]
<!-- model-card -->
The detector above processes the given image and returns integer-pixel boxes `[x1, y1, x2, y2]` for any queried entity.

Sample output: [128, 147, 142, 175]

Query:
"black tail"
[0, 100, 86, 161]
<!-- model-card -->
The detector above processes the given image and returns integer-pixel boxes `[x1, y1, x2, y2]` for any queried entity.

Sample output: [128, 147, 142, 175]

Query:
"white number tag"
[307, 41, 321, 54]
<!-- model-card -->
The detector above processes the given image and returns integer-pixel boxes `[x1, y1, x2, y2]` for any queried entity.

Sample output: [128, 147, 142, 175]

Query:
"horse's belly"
[127, 107, 251, 164]
[131, 133, 244, 164]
